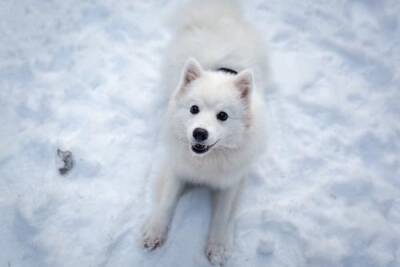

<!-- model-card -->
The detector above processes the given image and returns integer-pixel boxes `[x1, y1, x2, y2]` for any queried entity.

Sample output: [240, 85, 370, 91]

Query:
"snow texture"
[0, 0, 399, 266]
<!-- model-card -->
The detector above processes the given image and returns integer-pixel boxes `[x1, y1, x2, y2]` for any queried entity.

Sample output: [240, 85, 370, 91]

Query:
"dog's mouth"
[191, 141, 218, 155]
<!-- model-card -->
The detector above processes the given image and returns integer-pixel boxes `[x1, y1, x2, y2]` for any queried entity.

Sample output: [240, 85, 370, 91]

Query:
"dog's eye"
[216, 111, 228, 121]
[190, 105, 200, 114]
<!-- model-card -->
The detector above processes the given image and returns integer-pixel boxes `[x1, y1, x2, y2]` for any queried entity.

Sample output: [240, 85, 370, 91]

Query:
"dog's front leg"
[142, 169, 183, 250]
[206, 182, 242, 265]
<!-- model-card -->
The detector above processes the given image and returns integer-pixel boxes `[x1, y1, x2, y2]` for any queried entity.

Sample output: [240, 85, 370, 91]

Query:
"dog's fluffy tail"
[169, 0, 243, 33]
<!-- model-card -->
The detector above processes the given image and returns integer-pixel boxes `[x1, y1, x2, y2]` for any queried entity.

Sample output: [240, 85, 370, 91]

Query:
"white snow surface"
[1, 0, 399, 267]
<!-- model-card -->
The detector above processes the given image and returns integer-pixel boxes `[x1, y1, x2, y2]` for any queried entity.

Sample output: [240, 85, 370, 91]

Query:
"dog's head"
[170, 58, 253, 156]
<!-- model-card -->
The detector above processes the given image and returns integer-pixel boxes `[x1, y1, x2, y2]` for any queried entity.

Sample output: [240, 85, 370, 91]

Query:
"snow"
[0, 0, 399, 266]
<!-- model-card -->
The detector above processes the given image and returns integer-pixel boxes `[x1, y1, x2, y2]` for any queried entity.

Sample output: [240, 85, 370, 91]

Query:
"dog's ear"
[235, 70, 253, 100]
[182, 58, 203, 87]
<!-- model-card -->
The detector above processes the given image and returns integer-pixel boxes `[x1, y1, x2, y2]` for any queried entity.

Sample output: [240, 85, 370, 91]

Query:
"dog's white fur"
[142, 0, 268, 265]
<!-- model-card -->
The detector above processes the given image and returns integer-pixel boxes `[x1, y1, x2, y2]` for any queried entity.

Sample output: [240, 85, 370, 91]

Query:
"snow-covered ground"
[1, 0, 399, 266]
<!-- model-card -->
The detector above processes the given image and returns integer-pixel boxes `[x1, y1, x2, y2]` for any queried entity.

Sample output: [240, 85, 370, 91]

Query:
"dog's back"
[162, 0, 269, 95]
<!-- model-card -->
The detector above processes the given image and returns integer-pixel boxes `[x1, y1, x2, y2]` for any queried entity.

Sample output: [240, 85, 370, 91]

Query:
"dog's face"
[170, 58, 253, 156]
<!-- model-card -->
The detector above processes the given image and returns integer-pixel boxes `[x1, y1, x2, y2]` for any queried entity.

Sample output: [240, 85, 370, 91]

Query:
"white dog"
[142, 0, 268, 265]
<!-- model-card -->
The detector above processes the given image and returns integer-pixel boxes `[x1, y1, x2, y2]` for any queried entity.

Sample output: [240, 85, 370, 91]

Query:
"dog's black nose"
[193, 128, 208, 142]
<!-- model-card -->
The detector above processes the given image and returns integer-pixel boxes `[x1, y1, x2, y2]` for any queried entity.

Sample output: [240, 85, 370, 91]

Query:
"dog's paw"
[141, 222, 167, 251]
[206, 242, 230, 266]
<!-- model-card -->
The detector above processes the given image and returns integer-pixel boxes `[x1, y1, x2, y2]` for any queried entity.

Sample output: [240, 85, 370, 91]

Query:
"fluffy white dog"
[142, 0, 268, 265]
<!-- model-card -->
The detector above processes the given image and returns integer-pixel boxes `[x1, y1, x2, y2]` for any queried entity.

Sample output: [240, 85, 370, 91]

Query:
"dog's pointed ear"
[182, 58, 203, 86]
[235, 70, 253, 99]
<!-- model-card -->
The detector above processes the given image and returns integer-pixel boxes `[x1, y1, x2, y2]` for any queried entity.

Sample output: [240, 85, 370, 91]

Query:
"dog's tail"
[169, 0, 243, 33]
